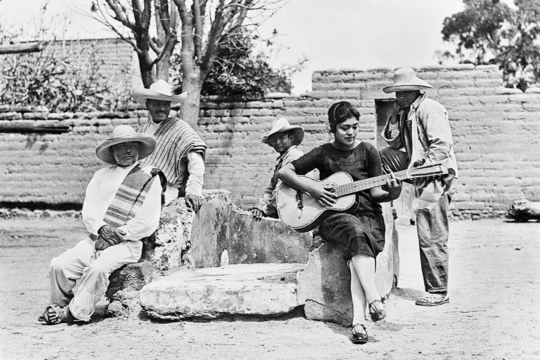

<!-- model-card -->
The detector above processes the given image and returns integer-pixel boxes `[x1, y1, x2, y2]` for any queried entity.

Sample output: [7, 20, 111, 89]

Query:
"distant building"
[48, 37, 142, 89]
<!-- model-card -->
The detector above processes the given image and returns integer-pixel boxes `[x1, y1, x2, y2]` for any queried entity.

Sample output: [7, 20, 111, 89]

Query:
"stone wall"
[1, 65, 539, 218]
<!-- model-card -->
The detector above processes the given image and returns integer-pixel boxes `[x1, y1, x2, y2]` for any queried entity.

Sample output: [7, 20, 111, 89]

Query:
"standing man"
[252, 118, 305, 219]
[379, 68, 458, 307]
[133, 80, 207, 210]
[40, 125, 164, 324]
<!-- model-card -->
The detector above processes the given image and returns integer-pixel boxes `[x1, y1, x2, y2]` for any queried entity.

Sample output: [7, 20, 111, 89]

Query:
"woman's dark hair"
[327, 101, 360, 132]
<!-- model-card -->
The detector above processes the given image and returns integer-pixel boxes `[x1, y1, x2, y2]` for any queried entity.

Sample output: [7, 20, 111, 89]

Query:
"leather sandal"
[369, 299, 386, 322]
[351, 324, 368, 344]
[39, 305, 75, 325]
[415, 294, 449, 307]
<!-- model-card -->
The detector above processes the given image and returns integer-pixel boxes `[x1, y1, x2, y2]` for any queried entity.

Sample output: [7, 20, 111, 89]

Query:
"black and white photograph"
[1, 0, 539, 359]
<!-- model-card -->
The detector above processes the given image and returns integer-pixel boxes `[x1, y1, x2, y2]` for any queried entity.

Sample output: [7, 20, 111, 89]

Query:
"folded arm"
[277, 163, 337, 207]
[117, 176, 162, 241]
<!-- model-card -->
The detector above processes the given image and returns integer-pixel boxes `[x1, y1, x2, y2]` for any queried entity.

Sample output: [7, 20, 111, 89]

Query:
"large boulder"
[107, 189, 313, 317]
[154, 189, 312, 272]
[140, 263, 304, 320]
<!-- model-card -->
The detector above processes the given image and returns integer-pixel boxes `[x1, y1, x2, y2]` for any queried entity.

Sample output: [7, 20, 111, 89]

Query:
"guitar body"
[276, 172, 357, 233]
[276, 164, 446, 233]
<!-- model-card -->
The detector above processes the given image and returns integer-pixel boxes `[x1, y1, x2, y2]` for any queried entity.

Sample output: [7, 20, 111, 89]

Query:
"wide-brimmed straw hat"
[96, 125, 156, 165]
[261, 118, 304, 146]
[132, 79, 187, 106]
[383, 68, 433, 93]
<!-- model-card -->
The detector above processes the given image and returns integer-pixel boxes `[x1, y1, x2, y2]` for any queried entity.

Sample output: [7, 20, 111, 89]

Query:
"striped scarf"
[140, 117, 206, 188]
[103, 164, 159, 227]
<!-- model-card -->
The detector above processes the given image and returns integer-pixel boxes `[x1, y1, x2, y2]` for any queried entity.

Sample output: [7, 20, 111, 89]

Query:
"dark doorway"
[374, 98, 415, 225]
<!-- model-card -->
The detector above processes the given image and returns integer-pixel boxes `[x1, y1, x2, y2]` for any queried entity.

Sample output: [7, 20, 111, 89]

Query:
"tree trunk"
[179, 65, 202, 128]
[137, 53, 155, 88]
[156, 53, 171, 81]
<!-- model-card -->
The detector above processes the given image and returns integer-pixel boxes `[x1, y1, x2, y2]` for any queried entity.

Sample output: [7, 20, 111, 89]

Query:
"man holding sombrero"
[379, 68, 458, 307]
[252, 118, 305, 219]
[133, 80, 207, 210]
[40, 125, 165, 325]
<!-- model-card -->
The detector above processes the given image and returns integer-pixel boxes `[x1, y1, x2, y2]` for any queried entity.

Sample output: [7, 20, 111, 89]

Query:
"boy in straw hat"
[379, 68, 458, 307]
[133, 80, 207, 210]
[39, 125, 166, 325]
[252, 118, 305, 219]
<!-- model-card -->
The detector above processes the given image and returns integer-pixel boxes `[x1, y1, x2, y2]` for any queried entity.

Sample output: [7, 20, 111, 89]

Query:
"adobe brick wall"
[307, 64, 540, 218]
[48, 38, 138, 86]
[1, 65, 539, 219]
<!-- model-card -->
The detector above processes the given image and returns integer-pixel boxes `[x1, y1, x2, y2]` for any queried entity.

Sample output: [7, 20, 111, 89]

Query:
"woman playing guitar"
[278, 101, 402, 344]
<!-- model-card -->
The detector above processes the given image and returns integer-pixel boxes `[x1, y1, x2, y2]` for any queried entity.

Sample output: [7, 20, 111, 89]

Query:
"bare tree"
[91, 0, 281, 127]
[91, 0, 178, 88]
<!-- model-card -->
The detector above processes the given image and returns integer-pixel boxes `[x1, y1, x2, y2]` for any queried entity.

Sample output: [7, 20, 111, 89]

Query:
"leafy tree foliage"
[94, 0, 287, 127]
[0, 8, 132, 112]
[440, 0, 540, 91]
[171, 31, 304, 99]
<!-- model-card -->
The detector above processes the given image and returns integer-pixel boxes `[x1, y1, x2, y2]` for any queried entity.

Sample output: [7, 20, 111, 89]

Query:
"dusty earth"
[0, 216, 539, 360]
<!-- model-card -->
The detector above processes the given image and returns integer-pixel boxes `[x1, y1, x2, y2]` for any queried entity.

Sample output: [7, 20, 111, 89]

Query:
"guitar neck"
[334, 169, 411, 197]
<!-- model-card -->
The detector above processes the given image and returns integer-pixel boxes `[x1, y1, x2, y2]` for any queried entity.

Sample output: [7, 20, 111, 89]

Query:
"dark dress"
[291, 142, 386, 261]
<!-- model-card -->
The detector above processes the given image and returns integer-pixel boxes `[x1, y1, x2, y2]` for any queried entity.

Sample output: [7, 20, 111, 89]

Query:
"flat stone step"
[140, 263, 305, 321]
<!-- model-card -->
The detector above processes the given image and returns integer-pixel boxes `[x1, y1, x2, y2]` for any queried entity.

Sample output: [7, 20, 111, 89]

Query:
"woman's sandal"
[39, 305, 75, 325]
[369, 299, 386, 322]
[351, 324, 368, 344]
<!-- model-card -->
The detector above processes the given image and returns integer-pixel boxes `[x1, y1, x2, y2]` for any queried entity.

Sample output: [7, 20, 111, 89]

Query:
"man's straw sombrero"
[383, 68, 433, 94]
[261, 118, 304, 146]
[96, 125, 156, 165]
[132, 79, 187, 106]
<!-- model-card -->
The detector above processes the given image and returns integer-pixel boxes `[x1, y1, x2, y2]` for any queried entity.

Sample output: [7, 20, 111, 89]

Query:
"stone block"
[140, 263, 304, 320]
[475, 78, 503, 87]
[297, 242, 353, 326]
[225, 209, 312, 265]
[525, 87, 540, 94]
[296, 203, 399, 325]
[153, 190, 312, 273]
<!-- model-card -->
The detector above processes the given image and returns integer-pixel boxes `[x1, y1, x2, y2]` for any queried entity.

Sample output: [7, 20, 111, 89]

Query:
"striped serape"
[103, 164, 162, 227]
[140, 117, 206, 191]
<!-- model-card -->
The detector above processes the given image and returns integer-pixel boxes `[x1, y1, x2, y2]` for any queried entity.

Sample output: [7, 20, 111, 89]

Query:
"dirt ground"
[0, 216, 539, 360]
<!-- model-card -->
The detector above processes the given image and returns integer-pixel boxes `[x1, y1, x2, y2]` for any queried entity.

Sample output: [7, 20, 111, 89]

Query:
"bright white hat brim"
[383, 83, 432, 94]
[132, 88, 187, 105]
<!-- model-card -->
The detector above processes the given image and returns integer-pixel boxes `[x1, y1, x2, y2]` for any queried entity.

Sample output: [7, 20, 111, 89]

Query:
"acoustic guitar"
[276, 164, 447, 233]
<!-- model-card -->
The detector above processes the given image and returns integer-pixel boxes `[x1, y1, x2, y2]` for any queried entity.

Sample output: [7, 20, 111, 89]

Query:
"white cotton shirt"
[81, 161, 162, 241]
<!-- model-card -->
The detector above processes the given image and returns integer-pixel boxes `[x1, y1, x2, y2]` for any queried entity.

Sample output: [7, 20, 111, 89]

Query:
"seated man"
[252, 118, 305, 219]
[133, 80, 207, 210]
[39, 125, 165, 325]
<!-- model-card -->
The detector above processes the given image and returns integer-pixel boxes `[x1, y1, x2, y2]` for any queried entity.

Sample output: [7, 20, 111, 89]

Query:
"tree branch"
[192, 0, 203, 62]
[104, 0, 136, 29]
[200, 0, 227, 76]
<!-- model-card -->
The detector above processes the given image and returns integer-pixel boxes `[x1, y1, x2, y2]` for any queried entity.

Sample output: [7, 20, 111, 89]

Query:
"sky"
[0, 0, 469, 94]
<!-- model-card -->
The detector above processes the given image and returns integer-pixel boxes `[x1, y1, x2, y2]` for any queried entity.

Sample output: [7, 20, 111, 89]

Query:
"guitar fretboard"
[334, 169, 412, 197]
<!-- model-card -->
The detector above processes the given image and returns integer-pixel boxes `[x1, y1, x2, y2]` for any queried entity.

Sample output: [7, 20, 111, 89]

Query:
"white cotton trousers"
[48, 237, 142, 321]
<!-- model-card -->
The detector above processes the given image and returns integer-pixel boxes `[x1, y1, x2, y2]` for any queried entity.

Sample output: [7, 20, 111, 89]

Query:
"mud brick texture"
[1, 65, 539, 219]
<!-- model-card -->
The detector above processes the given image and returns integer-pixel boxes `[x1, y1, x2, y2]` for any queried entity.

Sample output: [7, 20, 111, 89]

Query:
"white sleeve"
[184, 151, 205, 197]
[118, 176, 162, 241]
[82, 171, 107, 235]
